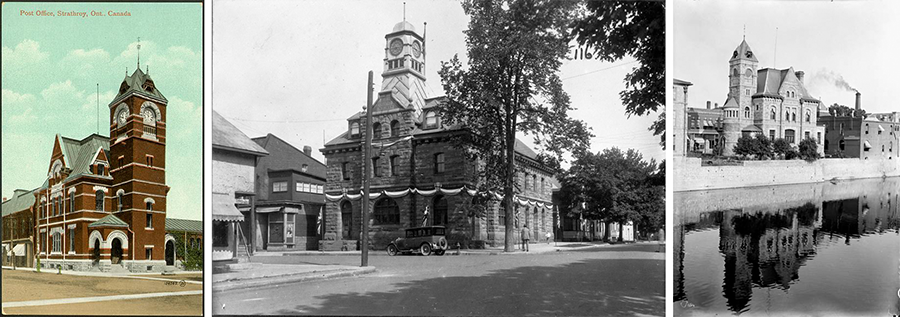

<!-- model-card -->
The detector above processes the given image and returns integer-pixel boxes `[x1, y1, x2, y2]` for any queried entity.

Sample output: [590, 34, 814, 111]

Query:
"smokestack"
[706, 101, 711, 109]
[303, 145, 312, 156]
[796, 71, 804, 83]
[855, 91, 861, 111]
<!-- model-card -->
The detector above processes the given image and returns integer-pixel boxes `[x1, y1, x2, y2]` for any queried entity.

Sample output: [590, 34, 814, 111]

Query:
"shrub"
[773, 138, 792, 158]
[798, 138, 819, 161]
[754, 134, 774, 159]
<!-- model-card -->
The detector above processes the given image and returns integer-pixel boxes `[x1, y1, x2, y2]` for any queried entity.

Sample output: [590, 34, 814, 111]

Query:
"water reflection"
[674, 177, 900, 315]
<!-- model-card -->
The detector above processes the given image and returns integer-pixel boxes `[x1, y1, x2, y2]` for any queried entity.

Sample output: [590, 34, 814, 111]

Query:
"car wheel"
[435, 250, 445, 256]
[420, 243, 432, 256]
[387, 244, 399, 256]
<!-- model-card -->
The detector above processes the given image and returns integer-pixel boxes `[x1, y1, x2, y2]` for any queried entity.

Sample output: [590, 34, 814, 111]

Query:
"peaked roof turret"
[723, 96, 739, 109]
[110, 67, 167, 106]
[731, 39, 758, 62]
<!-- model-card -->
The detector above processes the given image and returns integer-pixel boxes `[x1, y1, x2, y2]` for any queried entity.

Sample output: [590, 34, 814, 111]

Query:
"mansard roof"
[59, 133, 111, 183]
[110, 67, 167, 105]
[2, 188, 37, 217]
[755, 67, 819, 102]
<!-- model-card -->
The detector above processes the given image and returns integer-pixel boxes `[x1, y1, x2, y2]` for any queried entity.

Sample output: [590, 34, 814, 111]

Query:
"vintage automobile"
[386, 226, 449, 256]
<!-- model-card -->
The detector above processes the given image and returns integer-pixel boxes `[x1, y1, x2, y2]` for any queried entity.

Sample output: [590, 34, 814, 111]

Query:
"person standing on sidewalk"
[545, 231, 552, 244]
[521, 225, 531, 252]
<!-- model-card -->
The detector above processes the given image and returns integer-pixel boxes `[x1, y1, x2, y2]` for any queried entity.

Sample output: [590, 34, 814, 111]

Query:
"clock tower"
[729, 39, 758, 110]
[381, 20, 429, 117]
[108, 65, 169, 262]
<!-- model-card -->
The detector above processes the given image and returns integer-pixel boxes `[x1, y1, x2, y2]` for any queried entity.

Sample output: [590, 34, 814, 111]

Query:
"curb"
[212, 267, 377, 292]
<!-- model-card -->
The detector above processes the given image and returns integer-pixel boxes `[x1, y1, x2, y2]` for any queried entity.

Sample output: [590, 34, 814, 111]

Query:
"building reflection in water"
[675, 180, 900, 314]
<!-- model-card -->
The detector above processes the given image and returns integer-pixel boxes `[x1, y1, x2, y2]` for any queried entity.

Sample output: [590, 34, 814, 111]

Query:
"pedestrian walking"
[521, 225, 531, 252]
[545, 231, 552, 244]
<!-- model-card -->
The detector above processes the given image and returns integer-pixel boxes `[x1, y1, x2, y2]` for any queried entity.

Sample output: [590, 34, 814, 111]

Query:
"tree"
[733, 135, 757, 158]
[571, 1, 665, 148]
[557, 148, 663, 242]
[773, 138, 792, 158]
[439, 0, 593, 252]
[828, 103, 866, 118]
[798, 138, 819, 161]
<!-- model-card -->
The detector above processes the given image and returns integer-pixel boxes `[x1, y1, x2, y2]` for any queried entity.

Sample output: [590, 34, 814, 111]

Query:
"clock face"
[389, 39, 403, 56]
[117, 109, 129, 125]
[142, 108, 156, 122]
[412, 41, 422, 58]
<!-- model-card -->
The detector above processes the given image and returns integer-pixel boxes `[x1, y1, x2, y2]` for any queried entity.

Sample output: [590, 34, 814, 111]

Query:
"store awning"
[213, 193, 244, 222]
[283, 207, 302, 214]
[256, 206, 282, 213]
[11, 244, 25, 256]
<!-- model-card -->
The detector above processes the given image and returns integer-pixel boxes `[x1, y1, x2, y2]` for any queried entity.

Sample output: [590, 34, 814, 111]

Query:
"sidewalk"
[212, 263, 376, 292]
[258, 240, 652, 257]
[1, 265, 202, 278]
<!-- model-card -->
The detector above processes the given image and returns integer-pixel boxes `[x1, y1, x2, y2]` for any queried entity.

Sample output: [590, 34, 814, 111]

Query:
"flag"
[422, 205, 429, 227]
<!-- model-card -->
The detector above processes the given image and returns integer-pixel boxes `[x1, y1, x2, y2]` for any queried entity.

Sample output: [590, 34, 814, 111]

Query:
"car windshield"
[434, 228, 444, 235]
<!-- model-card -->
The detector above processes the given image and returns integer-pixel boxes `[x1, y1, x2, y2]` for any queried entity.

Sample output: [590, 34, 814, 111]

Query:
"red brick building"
[25, 66, 173, 272]
[320, 21, 557, 250]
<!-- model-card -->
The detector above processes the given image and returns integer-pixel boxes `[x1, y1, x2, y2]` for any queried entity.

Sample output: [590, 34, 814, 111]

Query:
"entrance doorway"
[92, 240, 100, 266]
[111, 238, 123, 264]
[165, 240, 175, 266]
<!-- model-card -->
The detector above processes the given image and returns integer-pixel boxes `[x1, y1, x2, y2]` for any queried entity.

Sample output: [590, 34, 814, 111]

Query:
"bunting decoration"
[323, 185, 554, 209]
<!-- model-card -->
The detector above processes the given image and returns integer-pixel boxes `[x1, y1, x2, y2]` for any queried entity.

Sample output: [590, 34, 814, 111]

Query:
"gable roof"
[165, 218, 202, 233]
[252, 134, 327, 179]
[110, 67, 167, 105]
[89, 214, 128, 228]
[212, 110, 269, 156]
[58, 133, 111, 183]
[722, 96, 739, 109]
[2, 189, 36, 217]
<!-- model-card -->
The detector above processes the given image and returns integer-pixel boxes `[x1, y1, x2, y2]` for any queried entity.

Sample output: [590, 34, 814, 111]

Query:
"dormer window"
[425, 111, 438, 129]
[142, 80, 155, 93]
[350, 122, 360, 137]
[97, 164, 105, 175]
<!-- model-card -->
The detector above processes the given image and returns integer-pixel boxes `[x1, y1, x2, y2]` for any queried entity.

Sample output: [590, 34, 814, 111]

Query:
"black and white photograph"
[672, 1, 900, 316]
[210, 0, 664, 315]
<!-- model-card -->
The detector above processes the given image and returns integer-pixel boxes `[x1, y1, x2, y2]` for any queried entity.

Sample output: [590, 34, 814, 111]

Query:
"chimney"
[303, 145, 312, 156]
[855, 91, 861, 111]
[2, 197, 7, 202]
[796, 71, 805, 83]
[714, 102, 719, 108]
[706, 101, 711, 109]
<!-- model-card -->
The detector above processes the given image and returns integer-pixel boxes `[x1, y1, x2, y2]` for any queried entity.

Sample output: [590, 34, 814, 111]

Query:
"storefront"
[212, 192, 244, 262]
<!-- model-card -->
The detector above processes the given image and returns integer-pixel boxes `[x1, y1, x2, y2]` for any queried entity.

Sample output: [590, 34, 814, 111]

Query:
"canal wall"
[674, 156, 900, 192]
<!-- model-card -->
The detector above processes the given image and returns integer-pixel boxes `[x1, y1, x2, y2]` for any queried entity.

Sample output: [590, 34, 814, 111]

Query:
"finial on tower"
[137, 37, 142, 69]
[743, 25, 746, 40]
[403, 2, 406, 21]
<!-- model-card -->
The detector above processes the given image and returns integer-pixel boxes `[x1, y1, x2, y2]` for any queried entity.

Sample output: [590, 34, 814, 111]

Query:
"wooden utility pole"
[361, 71, 374, 267]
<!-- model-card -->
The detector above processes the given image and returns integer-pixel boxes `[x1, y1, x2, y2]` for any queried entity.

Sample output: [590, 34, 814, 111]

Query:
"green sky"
[2, 2, 202, 220]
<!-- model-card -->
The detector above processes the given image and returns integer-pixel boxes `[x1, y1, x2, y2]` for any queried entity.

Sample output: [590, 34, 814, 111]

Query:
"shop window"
[212, 222, 229, 247]
[269, 213, 285, 244]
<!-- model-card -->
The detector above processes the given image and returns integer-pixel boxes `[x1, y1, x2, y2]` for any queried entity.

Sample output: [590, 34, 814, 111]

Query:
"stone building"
[676, 38, 827, 157]
[3, 64, 178, 273]
[212, 110, 268, 262]
[251, 134, 326, 250]
[320, 20, 556, 250]
[672, 79, 692, 157]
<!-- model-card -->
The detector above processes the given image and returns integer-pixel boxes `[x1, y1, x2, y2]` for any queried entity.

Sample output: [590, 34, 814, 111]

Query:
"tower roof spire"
[137, 37, 142, 69]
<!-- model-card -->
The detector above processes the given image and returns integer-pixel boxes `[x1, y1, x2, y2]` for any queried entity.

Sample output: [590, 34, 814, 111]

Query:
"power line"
[561, 60, 639, 81]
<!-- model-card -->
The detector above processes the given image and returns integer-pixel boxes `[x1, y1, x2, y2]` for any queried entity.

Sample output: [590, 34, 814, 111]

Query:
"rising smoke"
[809, 69, 857, 93]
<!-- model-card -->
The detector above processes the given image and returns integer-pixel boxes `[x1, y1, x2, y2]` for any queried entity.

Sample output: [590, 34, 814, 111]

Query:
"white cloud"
[1, 39, 50, 70]
[2, 89, 38, 125]
[59, 48, 112, 78]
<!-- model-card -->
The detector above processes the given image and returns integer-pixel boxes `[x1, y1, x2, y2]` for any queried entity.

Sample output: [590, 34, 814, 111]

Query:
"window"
[117, 192, 123, 211]
[769, 130, 776, 141]
[434, 153, 445, 173]
[350, 122, 360, 137]
[785, 110, 790, 121]
[433, 195, 448, 225]
[770, 107, 776, 120]
[745, 89, 750, 96]
[805, 110, 811, 123]
[146, 213, 153, 228]
[213, 221, 229, 247]
[745, 68, 753, 77]
[732, 68, 738, 77]
[390, 120, 400, 137]
[499, 201, 507, 226]
[372, 122, 382, 139]
[390, 155, 400, 176]
[145, 247, 152, 260]
[52, 232, 61, 253]
[524, 173, 530, 190]
[69, 192, 75, 213]
[373, 198, 399, 225]
[146, 155, 153, 167]
[865, 124, 869, 134]
[118, 157, 125, 168]
[372, 157, 382, 177]
[817, 132, 822, 144]
[273, 181, 288, 192]
[301, 164, 308, 172]
[804, 131, 810, 140]
[95, 190, 104, 211]
[52, 198, 56, 216]
[541, 177, 545, 194]
[840, 140, 846, 151]
[744, 107, 750, 118]
[791, 111, 796, 122]
[97, 164, 105, 175]
[147, 201, 153, 212]
[69, 228, 75, 253]
[425, 111, 438, 128]
[342, 162, 350, 180]
[785, 129, 796, 144]
[533, 175, 538, 193]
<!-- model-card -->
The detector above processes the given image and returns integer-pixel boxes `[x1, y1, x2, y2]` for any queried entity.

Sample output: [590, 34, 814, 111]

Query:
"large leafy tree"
[571, 1, 665, 148]
[439, 0, 592, 252]
[557, 148, 663, 242]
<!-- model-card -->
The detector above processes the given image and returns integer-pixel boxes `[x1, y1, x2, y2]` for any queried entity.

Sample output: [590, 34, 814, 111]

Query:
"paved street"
[213, 243, 664, 316]
[1, 269, 202, 315]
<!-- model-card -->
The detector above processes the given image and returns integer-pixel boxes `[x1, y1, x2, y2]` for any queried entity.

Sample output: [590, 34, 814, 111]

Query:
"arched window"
[839, 139, 846, 151]
[805, 110, 811, 123]
[372, 122, 382, 139]
[350, 122, 360, 137]
[373, 198, 399, 225]
[433, 195, 448, 225]
[69, 191, 75, 213]
[770, 108, 776, 120]
[791, 111, 796, 122]
[434, 153, 445, 173]
[95, 190, 104, 211]
[744, 107, 751, 118]
[341, 201, 353, 240]
[425, 111, 438, 128]
[390, 120, 400, 137]
[532, 175, 538, 192]
[732, 68, 739, 77]
[785, 110, 790, 121]
[117, 192, 124, 211]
